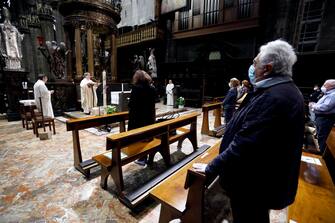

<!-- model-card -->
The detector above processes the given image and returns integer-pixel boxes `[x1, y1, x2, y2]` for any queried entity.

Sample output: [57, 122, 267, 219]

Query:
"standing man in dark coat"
[205, 40, 305, 223]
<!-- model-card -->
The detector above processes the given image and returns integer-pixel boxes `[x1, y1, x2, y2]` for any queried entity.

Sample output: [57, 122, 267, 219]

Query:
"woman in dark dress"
[128, 70, 156, 165]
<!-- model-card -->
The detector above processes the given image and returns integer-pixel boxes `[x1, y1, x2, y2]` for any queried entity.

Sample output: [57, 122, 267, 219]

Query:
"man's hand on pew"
[192, 163, 207, 173]
[192, 163, 218, 186]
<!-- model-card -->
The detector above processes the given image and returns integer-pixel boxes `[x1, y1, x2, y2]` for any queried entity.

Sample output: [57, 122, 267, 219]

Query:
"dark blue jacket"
[223, 88, 238, 109]
[206, 81, 305, 209]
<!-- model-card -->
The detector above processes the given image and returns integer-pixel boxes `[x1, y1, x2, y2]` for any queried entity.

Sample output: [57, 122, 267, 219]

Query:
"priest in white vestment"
[166, 79, 174, 106]
[80, 72, 98, 114]
[33, 74, 54, 118]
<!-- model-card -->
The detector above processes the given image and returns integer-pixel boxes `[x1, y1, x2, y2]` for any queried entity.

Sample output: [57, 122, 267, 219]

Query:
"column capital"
[85, 21, 95, 30]
[71, 20, 83, 29]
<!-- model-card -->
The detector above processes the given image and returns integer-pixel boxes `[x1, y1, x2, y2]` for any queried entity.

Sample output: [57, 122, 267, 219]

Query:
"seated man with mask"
[204, 40, 305, 223]
[310, 79, 335, 153]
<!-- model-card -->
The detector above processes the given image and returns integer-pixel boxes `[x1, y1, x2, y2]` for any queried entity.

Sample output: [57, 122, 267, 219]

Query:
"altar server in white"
[33, 74, 54, 118]
[166, 79, 174, 106]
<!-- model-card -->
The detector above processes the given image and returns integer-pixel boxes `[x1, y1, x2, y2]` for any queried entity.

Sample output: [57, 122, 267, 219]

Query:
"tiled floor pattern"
[0, 103, 286, 222]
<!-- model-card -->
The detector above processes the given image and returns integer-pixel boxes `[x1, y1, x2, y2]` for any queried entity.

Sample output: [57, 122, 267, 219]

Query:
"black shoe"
[134, 160, 147, 166]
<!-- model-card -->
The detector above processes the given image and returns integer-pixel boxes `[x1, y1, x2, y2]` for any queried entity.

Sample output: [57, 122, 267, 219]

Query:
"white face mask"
[321, 86, 327, 93]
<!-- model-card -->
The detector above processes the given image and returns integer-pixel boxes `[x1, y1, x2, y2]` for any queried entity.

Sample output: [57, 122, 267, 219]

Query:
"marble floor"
[0, 102, 286, 223]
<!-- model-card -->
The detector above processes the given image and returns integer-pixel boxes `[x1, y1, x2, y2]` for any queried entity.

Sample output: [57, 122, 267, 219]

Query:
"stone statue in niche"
[131, 54, 145, 72]
[112, 0, 122, 13]
[45, 41, 67, 79]
[18, 16, 28, 29]
[37, 2, 53, 15]
[0, 7, 24, 70]
[147, 48, 157, 78]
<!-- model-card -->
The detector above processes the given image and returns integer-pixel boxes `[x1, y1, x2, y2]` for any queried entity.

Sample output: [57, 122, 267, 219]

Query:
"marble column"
[87, 28, 94, 77]
[75, 27, 82, 80]
[111, 33, 117, 82]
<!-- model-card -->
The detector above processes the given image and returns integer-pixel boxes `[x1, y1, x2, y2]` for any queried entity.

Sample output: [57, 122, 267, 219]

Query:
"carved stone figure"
[18, 16, 28, 29]
[0, 7, 24, 70]
[37, 2, 53, 15]
[45, 41, 67, 79]
[147, 48, 157, 78]
[112, 0, 122, 13]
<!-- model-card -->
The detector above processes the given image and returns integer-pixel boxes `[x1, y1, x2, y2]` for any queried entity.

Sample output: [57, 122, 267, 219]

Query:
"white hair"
[258, 39, 297, 76]
[325, 79, 335, 87]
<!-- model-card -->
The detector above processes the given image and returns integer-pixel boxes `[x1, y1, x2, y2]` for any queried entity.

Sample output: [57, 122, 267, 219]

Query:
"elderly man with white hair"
[311, 79, 335, 153]
[203, 40, 305, 223]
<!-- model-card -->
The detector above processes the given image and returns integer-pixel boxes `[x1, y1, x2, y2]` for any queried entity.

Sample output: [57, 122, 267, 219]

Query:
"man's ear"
[263, 64, 273, 76]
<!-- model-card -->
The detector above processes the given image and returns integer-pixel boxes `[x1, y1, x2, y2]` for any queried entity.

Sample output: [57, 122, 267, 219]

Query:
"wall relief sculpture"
[0, 7, 24, 70]
[45, 40, 67, 79]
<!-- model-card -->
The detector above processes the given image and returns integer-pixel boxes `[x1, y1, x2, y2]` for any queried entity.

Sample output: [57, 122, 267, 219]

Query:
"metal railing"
[174, 0, 259, 33]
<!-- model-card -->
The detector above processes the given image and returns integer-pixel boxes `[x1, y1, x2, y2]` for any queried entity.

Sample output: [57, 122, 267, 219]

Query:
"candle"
[103, 70, 107, 107]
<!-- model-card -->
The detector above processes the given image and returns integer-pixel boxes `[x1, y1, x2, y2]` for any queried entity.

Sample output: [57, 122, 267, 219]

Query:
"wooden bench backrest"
[107, 112, 199, 149]
[324, 127, 335, 184]
[66, 111, 129, 131]
[288, 152, 335, 223]
[150, 141, 220, 213]
[202, 102, 222, 112]
[213, 96, 225, 102]
[326, 127, 335, 160]
[165, 112, 198, 131]
[107, 122, 168, 149]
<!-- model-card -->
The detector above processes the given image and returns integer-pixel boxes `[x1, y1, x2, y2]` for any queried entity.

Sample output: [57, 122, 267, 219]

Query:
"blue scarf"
[255, 75, 293, 89]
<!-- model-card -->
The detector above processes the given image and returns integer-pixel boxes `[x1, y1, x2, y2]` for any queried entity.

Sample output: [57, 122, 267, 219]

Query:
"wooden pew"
[150, 130, 335, 223]
[93, 112, 200, 207]
[94, 122, 169, 192]
[66, 112, 129, 177]
[287, 151, 335, 223]
[201, 102, 223, 136]
[150, 141, 220, 223]
[202, 96, 224, 105]
[324, 127, 335, 183]
[163, 111, 198, 152]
